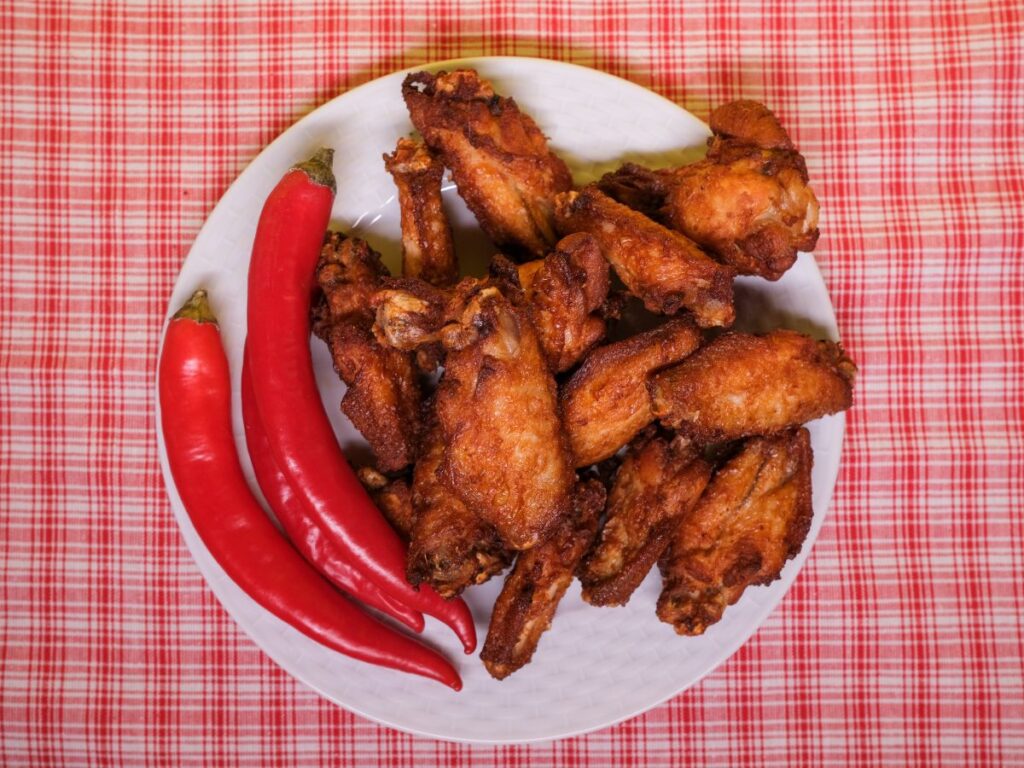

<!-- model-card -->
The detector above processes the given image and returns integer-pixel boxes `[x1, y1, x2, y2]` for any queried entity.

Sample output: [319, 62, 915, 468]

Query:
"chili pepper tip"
[293, 147, 336, 193]
[173, 289, 218, 324]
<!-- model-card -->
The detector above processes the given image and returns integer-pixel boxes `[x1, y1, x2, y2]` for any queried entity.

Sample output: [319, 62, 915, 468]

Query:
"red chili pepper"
[159, 289, 461, 690]
[240, 348, 425, 633]
[245, 148, 477, 653]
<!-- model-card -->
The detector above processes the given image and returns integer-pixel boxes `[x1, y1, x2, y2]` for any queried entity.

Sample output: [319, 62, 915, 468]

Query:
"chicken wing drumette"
[649, 329, 856, 443]
[657, 428, 813, 635]
[403, 69, 573, 260]
[554, 186, 735, 327]
[383, 137, 459, 287]
[313, 233, 423, 472]
[481, 479, 606, 679]
[598, 100, 819, 280]
[579, 432, 711, 607]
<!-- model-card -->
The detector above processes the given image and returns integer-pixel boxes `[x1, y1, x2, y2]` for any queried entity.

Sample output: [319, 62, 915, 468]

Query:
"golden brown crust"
[434, 288, 575, 550]
[560, 319, 703, 467]
[481, 479, 606, 679]
[597, 102, 818, 281]
[674, 101, 815, 279]
[512, 232, 610, 373]
[358, 469, 418, 540]
[314, 233, 423, 472]
[657, 428, 813, 635]
[383, 137, 458, 287]
[649, 329, 856, 443]
[314, 232, 391, 326]
[320, 322, 423, 472]
[402, 70, 573, 260]
[406, 422, 512, 597]
[708, 99, 794, 149]
[554, 186, 735, 327]
[579, 434, 711, 607]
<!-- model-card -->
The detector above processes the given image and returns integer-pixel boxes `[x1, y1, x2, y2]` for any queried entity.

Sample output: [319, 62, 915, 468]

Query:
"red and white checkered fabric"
[2, 1, 1022, 765]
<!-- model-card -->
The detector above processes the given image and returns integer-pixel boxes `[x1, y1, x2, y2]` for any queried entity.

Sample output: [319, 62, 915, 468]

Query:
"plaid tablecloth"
[2, 1, 1022, 765]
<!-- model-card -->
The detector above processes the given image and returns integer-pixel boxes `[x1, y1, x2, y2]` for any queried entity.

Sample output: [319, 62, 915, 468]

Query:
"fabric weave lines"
[1, 1, 1022, 765]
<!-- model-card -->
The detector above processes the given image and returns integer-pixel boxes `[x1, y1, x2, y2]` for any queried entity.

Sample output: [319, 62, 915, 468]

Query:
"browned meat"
[657, 428, 814, 634]
[649, 329, 856, 443]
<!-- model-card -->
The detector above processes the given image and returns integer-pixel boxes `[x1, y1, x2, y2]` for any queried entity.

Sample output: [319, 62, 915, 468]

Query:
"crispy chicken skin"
[499, 232, 611, 372]
[373, 233, 610, 374]
[383, 137, 458, 287]
[358, 468, 418, 540]
[406, 420, 512, 598]
[598, 100, 819, 280]
[315, 232, 390, 324]
[657, 428, 813, 635]
[561, 319, 702, 467]
[649, 329, 856, 443]
[579, 433, 711, 607]
[481, 479, 606, 679]
[314, 233, 423, 471]
[435, 288, 575, 550]
[554, 186, 735, 327]
[403, 69, 574, 260]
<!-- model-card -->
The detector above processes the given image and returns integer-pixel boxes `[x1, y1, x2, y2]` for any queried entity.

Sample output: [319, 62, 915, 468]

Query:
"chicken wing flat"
[406, 420, 512, 598]
[598, 101, 819, 281]
[579, 434, 711, 607]
[554, 186, 735, 327]
[649, 329, 856, 443]
[561, 318, 702, 467]
[383, 137, 458, 287]
[403, 69, 573, 260]
[435, 287, 575, 550]
[657, 428, 813, 635]
[314, 233, 423, 471]
[481, 478, 606, 679]
[499, 232, 611, 372]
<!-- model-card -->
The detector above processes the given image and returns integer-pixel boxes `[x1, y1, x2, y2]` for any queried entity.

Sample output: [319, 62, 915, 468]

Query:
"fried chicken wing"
[383, 137, 458, 287]
[405, 419, 513, 598]
[358, 468, 418, 540]
[495, 232, 610, 372]
[649, 329, 856, 443]
[657, 428, 813, 634]
[314, 233, 423, 471]
[598, 100, 819, 280]
[374, 234, 610, 374]
[481, 479, 606, 679]
[560, 319, 702, 467]
[435, 287, 575, 550]
[554, 186, 735, 327]
[314, 232, 390, 324]
[579, 433, 711, 607]
[403, 69, 573, 260]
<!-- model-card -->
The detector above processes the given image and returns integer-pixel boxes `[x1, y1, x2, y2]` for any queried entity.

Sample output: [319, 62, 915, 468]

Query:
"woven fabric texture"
[1, 1, 1022, 765]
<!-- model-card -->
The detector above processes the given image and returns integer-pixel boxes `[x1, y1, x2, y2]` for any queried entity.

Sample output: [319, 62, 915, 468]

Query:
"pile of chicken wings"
[313, 69, 856, 679]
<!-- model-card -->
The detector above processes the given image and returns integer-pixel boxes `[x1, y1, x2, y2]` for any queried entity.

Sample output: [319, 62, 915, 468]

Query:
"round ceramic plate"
[157, 56, 845, 744]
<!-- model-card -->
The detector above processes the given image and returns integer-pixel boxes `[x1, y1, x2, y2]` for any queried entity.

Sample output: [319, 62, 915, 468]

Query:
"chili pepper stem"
[293, 148, 337, 193]
[173, 289, 218, 324]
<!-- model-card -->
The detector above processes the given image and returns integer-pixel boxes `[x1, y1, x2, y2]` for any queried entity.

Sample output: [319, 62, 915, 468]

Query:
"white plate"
[156, 56, 845, 744]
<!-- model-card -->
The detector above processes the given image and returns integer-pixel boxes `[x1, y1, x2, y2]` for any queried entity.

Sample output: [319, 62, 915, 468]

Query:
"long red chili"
[245, 148, 476, 653]
[159, 289, 461, 690]
[240, 348, 424, 633]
